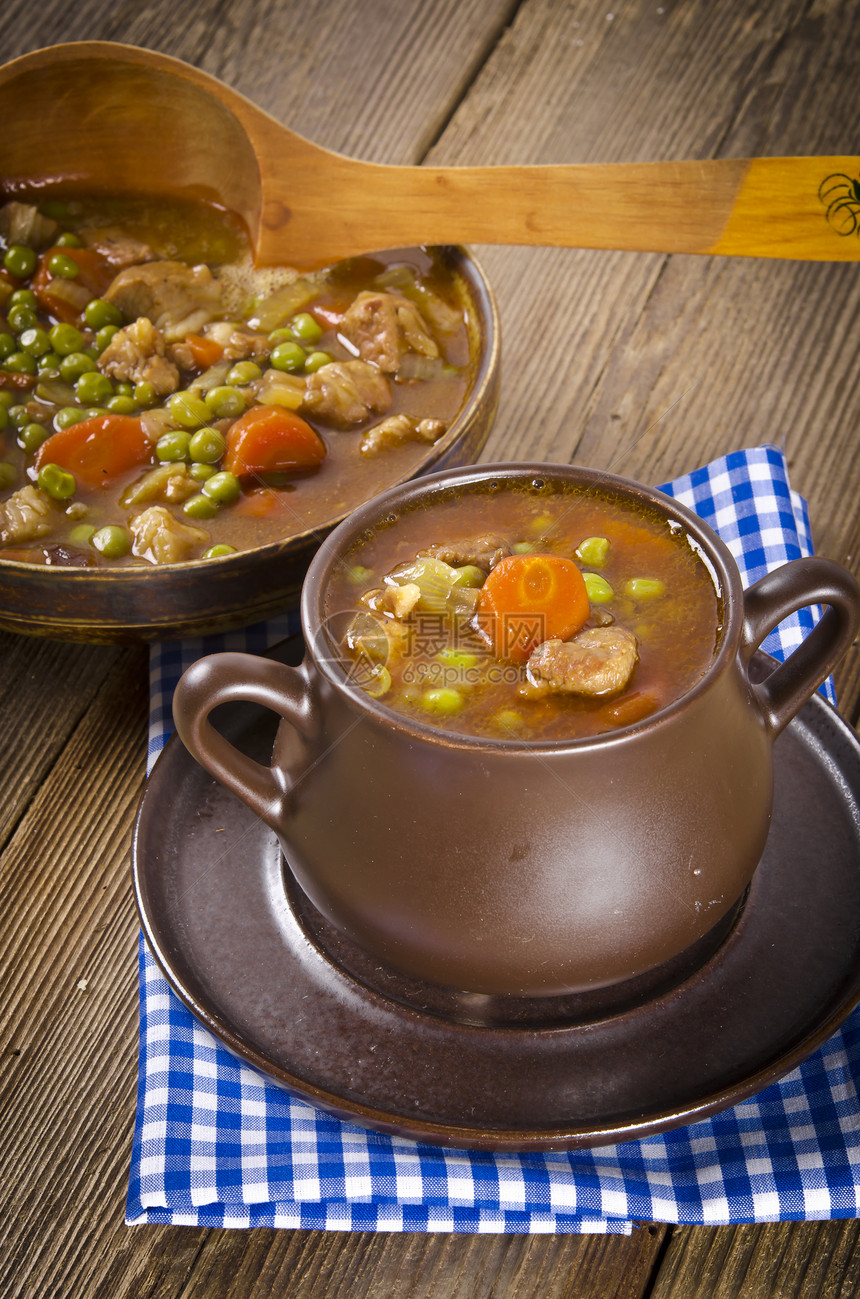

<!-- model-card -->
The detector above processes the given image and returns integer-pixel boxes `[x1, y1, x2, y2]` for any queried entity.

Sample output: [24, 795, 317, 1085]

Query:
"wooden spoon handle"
[253, 140, 860, 267]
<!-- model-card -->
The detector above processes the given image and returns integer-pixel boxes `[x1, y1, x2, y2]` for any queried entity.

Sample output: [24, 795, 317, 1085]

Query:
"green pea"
[451, 564, 486, 588]
[54, 406, 90, 430]
[511, 540, 537, 554]
[37, 352, 62, 375]
[303, 350, 332, 373]
[9, 288, 37, 309]
[437, 648, 478, 670]
[269, 341, 306, 373]
[68, 524, 95, 546]
[183, 492, 219, 519]
[59, 351, 97, 383]
[226, 360, 262, 385]
[576, 536, 610, 566]
[8, 404, 29, 428]
[18, 422, 50, 453]
[93, 325, 119, 354]
[203, 543, 237, 558]
[188, 426, 226, 464]
[19, 327, 54, 358]
[0, 461, 16, 489]
[3, 245, 37, 279]
[5, 351, 37, 375]
[114, 380, 134, 397]
[105, 394, 139, 415]
[0, 405, 7, 431]
[55, 231, 83, 248]
[189, 461, 217, 481]
[202, 470, 241, 504]
[624, 578, 666, 600]
[0, 333, 16, 360]
[155, 431, 191, 462]
[75, 371, 114, 405]
[167, 390, 211, 429]
[37, 461, 76, 500]
[49, 323, 85, 356]
[84, 297, 123, 330]
[47, 252, 80, 279]
[583, 572, 615, 604]
[267, 328, 295, 346]
[421, 687, 465, 716]
[8, 303, 38, 333]
[0, 390, 15, 409]
[288, 312, 323, 343]
[346, 564, 373, 585]
[204, 384, 245, 418]
[91, 525, 131, 559]
[133, 380, 157, 407]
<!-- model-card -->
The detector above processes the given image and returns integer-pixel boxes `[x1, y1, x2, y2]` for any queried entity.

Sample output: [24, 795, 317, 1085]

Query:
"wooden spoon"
[2, 41, 859, 269]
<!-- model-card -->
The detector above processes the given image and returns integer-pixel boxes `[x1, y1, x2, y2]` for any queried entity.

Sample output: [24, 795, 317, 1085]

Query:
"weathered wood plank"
[651, 1220, 860, 1299]
[0, 634, 133, 851]
[173, 1222, 666, 1298]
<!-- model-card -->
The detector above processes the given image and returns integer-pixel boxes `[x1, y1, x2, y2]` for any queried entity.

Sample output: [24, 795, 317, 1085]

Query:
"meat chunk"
[204, 322, 271, 362]
[360, 414, 447, 457]
[341, 291, 440, 373]
[526, 627, 639, 697]
[79, 225, 152, 268]
[129, 505, 208, 565]
[0, 201, 58, 250]
[421, 533, 511, 573]
[302, 359, 392, 426]
[0, 484, 55, 546]
[104, 261, 222, 341]
[98, 317, 180, 396]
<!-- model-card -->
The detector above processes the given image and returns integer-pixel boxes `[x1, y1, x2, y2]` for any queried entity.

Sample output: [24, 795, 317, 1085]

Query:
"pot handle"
[741, 557, 859, 736]
[171, 651, 316, 828]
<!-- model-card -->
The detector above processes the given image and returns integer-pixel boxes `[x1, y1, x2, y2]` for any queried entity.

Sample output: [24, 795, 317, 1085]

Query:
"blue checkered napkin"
[127, 445, 854, 1231]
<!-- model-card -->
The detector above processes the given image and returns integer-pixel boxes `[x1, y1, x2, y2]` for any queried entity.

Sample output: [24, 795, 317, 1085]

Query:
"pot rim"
[301, 460, 744, 752]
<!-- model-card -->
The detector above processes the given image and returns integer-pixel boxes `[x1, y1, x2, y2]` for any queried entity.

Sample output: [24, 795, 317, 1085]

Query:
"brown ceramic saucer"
[133, 637, 860, 1151]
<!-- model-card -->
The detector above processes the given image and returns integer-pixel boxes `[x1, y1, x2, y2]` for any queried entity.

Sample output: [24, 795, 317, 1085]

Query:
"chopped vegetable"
[184, 334, 225, 369]
[576, 536, 610, 566]
[223, 405, 326, 477]
[476, 553, 589, 662]
[34, 414, 152, 488]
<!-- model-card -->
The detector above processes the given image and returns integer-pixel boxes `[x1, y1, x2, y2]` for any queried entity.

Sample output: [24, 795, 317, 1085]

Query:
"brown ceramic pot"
[172, 464, 860, 996]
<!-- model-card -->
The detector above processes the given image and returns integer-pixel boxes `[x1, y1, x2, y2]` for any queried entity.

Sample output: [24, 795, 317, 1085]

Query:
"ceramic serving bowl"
[171, 462, 860, 999]
[0, 43, 500, 641]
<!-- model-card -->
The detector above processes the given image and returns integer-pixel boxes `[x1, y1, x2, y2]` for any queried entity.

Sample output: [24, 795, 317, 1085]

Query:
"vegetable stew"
[325, 477, 722, 741]
[0, 192, 474, 566]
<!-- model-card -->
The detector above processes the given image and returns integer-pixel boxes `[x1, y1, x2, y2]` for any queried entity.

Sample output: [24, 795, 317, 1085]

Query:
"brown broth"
[325, 480, 722, 741]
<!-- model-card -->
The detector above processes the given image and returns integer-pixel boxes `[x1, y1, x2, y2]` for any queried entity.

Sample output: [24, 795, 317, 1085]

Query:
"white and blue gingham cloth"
[127, 445, 857, 1233]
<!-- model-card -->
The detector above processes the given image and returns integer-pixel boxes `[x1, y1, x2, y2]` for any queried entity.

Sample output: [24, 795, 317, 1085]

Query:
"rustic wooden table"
[3, 1, 860, 1294]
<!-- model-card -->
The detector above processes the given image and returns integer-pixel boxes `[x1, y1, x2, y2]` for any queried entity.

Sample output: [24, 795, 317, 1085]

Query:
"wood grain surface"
[2, 2, 860, 1296]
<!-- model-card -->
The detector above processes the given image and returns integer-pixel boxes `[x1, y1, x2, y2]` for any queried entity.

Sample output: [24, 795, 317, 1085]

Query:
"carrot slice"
[34, 414, 152, 488]
[184, 333, 224, 369]
[223, 405, 326, 477]
[476, 553, 590, 662]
